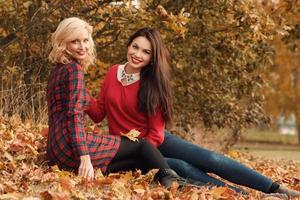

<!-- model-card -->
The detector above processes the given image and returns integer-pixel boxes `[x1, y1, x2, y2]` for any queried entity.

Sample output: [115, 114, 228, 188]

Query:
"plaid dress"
[46, 61, 120, 173]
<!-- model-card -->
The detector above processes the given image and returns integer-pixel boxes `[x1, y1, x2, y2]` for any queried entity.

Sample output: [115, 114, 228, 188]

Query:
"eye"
[144, 50, 151, 55]
[71, 39, 79, 43]
[132, 44, 138, 49]
[84, 38, 89, 43]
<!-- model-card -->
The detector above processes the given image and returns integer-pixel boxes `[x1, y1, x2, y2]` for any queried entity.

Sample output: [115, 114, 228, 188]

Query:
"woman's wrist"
[80, 155, 91, 161]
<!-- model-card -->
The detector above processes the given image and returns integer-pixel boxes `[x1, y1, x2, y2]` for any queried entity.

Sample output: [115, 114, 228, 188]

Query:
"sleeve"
[66, 63, 89, 156]
[85, 74, 108, 123]
[145, 106, 165, 147]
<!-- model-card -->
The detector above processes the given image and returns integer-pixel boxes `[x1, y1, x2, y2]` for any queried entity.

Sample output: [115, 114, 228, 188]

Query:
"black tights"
[106, 137, 169, 174]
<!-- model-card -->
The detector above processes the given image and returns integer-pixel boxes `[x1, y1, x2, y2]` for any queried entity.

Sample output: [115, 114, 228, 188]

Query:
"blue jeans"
[158, 131, 274, 193]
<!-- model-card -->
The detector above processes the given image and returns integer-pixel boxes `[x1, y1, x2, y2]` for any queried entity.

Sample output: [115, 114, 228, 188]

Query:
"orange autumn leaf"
[210, 186, 235, 199]
[40, 127, 49, 137]
[40, 191, 69, 200]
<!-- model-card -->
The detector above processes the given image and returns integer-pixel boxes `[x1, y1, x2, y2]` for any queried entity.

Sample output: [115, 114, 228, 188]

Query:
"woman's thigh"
[159, 131, 244, 172]
[112, 137, 142, 161]
[159, 131, 215, 170]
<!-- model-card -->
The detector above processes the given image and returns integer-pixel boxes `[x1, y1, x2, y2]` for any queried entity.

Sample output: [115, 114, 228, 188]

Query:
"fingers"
[79, 168, 94, 180]
[86, 168, 94, 180]
[78, 164, 94, 180]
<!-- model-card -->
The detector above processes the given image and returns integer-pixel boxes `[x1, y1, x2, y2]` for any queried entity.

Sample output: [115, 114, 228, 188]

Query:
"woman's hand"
[78, 155, 94, 180]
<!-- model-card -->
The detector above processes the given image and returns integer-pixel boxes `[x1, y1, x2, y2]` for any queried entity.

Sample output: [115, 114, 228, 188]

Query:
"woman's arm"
[85, 76, 108, 123]
[66, 63, 90, 156]
[85, 91, 106, 123]
[66, 63, 94, 180]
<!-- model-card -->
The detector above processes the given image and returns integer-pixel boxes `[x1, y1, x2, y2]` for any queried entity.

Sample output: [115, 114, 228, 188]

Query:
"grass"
[234, 128, 300, 160]
[240, 128, 299, 145]
[0, 72, 47, 124]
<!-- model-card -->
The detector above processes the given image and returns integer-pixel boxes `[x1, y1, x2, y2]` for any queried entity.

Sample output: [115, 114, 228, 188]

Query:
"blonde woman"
[46, 17, 187, 187]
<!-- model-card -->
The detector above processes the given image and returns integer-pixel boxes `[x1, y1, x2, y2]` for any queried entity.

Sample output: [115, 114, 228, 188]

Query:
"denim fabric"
[165, 158, 245, 193]
[159, 131, 274, 193]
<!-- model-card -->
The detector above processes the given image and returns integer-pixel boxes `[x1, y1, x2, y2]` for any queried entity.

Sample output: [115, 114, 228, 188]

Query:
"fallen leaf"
[40, 127, 49, 137]
[40, 191, 69, 200]
[94, 168, 104, 179]
[121, 129, 140, 142]
[210, 186, 229, 199]
[0, 193, 23, 200]
[189, 191, 199, 200]
[228, 149, 240, 159]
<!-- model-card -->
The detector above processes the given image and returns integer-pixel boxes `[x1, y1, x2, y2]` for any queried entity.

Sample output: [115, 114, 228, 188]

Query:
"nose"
[79, 41, 85, 49]
[135, 50, 142, 58]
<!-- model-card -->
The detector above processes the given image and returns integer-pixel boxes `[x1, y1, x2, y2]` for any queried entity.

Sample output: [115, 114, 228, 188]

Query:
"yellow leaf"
[71, 190, 85, 200]
[228, 149, 240, 159]
[133, 188, 145, 195]
[121, 129, 140, 142]
[210, 186, 235, 199]
[123, 171, 133, 182]
[190, 192, 199, 200]
[210, 187, 227, 199]
[0, 193, 23, 200]
[51, 165, 73, 178]
[94, 168, 104, 179]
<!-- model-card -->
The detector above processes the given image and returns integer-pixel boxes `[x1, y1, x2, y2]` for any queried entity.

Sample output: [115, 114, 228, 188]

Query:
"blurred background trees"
[261, 0, 300, 144]
[1, 0, 300, 146]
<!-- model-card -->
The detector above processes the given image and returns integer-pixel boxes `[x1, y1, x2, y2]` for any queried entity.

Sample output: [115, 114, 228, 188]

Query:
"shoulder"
[107, 64, 119, 73]
[105, 64, 120, 78]
[63, 61, 83, 73]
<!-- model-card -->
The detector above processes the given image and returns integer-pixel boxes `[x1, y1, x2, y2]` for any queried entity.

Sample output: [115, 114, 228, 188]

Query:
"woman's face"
[126, 36, 152, 73]
[66, 29, 90, 62]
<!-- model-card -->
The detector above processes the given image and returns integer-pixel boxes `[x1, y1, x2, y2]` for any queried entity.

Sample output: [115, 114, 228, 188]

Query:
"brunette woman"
[87, 28, 300, 198]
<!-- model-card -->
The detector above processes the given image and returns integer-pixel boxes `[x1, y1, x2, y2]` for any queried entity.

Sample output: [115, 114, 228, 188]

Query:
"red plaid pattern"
[46, 61, 120, 173]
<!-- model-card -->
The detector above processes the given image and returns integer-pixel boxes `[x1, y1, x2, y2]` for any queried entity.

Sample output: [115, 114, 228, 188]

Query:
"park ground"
[235, 129, 300, 161]
[0, 116, 299, 199]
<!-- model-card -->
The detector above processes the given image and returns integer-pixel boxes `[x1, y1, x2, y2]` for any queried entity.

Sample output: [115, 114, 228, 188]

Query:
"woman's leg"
[166, 157, 245, 193]
[158, 131, 274, 193]
[109, 137, 169, 170]
[107, 137, 190, 188]
[106, 159, 147, 174]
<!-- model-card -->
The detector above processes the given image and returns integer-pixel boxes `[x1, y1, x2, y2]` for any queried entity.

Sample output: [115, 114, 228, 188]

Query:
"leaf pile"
[0, 115, 299, 199]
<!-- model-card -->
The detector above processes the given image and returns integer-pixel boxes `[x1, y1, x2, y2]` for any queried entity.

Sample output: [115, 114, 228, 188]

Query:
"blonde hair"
[48, 17, 96, 69]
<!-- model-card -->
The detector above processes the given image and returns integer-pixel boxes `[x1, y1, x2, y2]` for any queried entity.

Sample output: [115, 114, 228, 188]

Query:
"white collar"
[117, 63, 140, 86]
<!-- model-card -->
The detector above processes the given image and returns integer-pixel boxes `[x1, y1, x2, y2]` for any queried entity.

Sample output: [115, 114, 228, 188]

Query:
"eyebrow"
[133, 42, 152, 52]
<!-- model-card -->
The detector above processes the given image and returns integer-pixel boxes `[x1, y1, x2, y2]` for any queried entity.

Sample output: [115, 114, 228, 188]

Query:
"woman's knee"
[167, 158, 191, 171]
[204, 152, 231, 170]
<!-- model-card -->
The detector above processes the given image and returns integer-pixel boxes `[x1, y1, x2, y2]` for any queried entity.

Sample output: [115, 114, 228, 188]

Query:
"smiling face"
[66, 29, 90, 62]
[126, 36, 152, 74]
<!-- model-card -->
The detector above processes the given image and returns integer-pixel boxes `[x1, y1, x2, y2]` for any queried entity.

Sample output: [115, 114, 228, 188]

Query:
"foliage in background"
[0, 0, 281, 146]
[261, 0, 300, 143]
[148, 0, 277, 147]
[0, 0, 187, 122]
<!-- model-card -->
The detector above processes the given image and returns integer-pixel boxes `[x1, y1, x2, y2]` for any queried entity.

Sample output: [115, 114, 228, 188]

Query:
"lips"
[77, 51, 86, 56]
[131, 56, 142, 64]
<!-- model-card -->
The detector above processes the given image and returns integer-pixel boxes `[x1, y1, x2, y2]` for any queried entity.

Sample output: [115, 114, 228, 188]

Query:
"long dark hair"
[127, 28, 173, 125]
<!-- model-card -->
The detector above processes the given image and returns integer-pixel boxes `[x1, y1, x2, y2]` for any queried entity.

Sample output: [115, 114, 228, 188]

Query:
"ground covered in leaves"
[0, 115, 299, 200]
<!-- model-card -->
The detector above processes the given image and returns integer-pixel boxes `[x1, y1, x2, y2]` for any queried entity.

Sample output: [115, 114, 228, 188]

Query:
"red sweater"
[86, 64, 165, 147]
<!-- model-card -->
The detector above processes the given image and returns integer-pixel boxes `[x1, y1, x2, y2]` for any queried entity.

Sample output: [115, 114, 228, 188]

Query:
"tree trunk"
[298, 125, 300, 144]
[294, 111, 300, 144]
